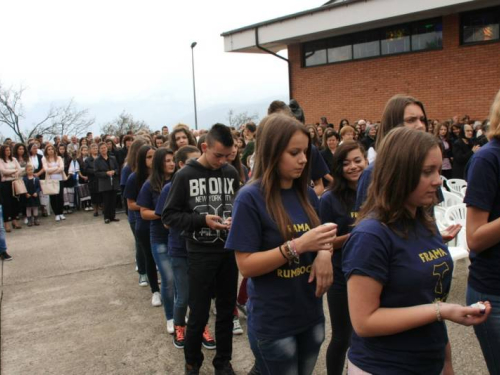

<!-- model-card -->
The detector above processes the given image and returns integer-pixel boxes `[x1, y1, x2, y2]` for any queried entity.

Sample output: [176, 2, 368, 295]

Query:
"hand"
[295, 223, 337, 254]
[205, 215, 230, 231]
[309, 250, 333, 297]
[443, 359, 454, 375]
[441, 224, 462, 242]
[33, 193, 38, 197]
[82, 176, 88, 180]
[222, 217, 232, 230]
[26, 194, 31, 198]
[106, 171, 113, 176]
[440, 301, 491, 326]
[472, 145, 481, 153]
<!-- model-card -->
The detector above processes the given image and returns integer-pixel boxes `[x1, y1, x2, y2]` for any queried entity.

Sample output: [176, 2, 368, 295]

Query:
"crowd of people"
[0, 90, 499, 375]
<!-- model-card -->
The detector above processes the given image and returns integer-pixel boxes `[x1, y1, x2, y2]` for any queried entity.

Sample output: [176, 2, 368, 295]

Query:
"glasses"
[404, 116, 426, 124]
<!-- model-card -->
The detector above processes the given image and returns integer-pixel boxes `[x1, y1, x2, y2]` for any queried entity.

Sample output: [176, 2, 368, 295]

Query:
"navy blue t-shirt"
[319, 191, 356, 289]
[137, 180, 169, 244]
[355, 163, 373, 212]
[155, 182, 187, 258]
[465, 138, 500, 295]
[120, 164, 132, 189]
[343, 218, 452, 374]
[225, 182, 324, 340]
[311, 145, 330, 181]
[123, 172, 148, 233]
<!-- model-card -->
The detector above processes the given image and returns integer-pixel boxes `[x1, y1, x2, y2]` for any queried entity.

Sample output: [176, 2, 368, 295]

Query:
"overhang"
[221, 0, 499, 53]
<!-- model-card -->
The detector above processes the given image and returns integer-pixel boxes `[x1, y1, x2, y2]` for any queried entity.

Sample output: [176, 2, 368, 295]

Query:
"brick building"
[222, 0, 500, 125]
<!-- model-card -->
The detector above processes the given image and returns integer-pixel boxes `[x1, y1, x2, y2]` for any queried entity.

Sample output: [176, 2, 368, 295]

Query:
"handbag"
[77, 184, 91, 201]
[12, 179, 28, 196]
[40, 176, 60, 196]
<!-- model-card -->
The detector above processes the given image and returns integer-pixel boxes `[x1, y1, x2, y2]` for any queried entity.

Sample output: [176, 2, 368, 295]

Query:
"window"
[381, 25, 410, 55]
[302, 17, 442, 67]
[412, 19, 443, 51]
[461, 6, 500, 44]
[304, 41, 327, 67]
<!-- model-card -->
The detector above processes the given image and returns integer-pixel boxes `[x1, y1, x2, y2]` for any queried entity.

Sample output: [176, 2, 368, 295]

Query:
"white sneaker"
[233, 316, 243, 335]
[167, 319, 174, 334]
[55, 215, 61, 222]
[151, 292, 162, 307]
[24, 217, 29, 224]
[60, 214, 66, 220]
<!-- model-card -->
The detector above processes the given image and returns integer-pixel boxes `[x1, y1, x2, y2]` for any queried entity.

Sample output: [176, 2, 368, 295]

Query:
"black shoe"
[111, 218, 120, 222]
[93, 212, 99, 217]
[104, 219, 110, 224]
[185, 363, 200, 375]
[215, 362, 235, 375]
[1, 252, 13, 261]
[248, 362, 261, 375]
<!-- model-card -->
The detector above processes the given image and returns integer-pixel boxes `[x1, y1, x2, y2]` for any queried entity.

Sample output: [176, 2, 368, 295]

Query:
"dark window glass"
[352, 31, 380, 59]
[381, 25, 410, 55]
[462, 7, 500, 44]
[304, 41, 327, 66]
[327, 37, 352, 62]
[412, 19, 443, 51]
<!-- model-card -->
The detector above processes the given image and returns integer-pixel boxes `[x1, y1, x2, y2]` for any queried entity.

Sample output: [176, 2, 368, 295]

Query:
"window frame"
[459, 6, 500, 46]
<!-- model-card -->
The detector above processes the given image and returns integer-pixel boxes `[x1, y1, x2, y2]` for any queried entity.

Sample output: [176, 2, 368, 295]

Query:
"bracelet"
[434, 302, 442, 322]
[285, 241, 300, 265]
[289, 240, 299, 258]
[278, 245, 287, 260]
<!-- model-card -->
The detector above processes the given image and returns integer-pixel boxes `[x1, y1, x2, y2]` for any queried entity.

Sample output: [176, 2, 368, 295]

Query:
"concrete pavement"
[0, 211, 489, 374]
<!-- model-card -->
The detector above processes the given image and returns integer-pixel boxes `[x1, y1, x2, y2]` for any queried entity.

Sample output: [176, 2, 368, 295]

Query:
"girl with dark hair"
[0, 145, 22, 231]
[434, 122, 453, 179]
[95, 142, 120, 223]
[137, 148, 176, 332]
[320, 141, 367, 375]
[306, 124, 322, 149]
[42, 144, 65, 222]
[226, 113, 337, 374]
[228, 134, 248, 184]
[170, 127, 197, 153]
[57, 143, 74, 213]
[452, 123, 480, 179]
[120, 138, 148, 286]
[450, 123, 462, 144]
[343, 127, 490, 374]
[155, 145, 201, 349]
[124, 145, 161, 306]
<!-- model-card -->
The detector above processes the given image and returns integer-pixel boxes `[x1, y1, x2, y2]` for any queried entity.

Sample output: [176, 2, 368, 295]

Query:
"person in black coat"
[95, 142, 120, 223]
[84, 143, 103, 217]
[452, 123, 480, 179]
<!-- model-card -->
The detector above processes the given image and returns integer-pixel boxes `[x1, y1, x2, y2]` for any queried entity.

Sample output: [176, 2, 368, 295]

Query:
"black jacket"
[162, 159, 240, 252]
[452, 139, 474, 179]
[95, 155, 120, 192]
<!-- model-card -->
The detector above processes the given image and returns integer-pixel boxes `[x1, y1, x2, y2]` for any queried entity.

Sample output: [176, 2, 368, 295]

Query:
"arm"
[140, 207, 160, 221]
[313, 178, 325, 196]
[0, 160, 15, 176]
[94, 159, 110, 178]
[466, 206, 500, 253]
[443, 342, 454, 375]
[127, 199, 141, 212]
[347, 274, 491, 338]
[42, 158, 58, 174]
[452, 142, 473, 164]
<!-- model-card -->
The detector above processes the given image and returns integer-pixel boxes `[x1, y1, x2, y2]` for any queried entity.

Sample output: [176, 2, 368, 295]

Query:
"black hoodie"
[161, 159, 240, 253]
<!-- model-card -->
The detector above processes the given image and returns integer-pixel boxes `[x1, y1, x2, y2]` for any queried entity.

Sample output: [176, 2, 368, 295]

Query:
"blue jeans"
[0, 205, 7, 253]
[466, 285, 500, 375]
[151, 242, 175, 321]
[171, 256, 189, 326]
[128, 221, 145, 275]
[248, 321, 325, 375]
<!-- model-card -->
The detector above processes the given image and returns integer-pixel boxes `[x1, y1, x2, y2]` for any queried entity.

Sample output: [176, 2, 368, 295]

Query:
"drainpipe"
[255, 28, 293, 100]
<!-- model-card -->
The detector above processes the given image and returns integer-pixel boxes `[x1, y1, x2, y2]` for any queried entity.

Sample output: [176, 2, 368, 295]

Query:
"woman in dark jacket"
[84, 143, 102, 217]
[452, 123, 480, 179]
[95, 142, 120, 223]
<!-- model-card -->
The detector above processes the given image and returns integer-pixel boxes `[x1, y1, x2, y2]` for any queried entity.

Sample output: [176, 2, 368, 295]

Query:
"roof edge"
[220, 0, 367, 37]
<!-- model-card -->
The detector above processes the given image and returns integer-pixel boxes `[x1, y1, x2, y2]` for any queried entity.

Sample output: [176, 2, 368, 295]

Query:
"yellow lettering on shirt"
[276, 265, 312, 279]
[418, 248, 448, 263]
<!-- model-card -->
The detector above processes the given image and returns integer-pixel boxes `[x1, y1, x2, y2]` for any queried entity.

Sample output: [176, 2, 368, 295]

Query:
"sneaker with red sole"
[202, 325, 216, 350]
[173, 325, 186, 349]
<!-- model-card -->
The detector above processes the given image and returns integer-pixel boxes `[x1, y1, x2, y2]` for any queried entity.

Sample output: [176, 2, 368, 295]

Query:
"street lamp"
[190, 41, 198, 130]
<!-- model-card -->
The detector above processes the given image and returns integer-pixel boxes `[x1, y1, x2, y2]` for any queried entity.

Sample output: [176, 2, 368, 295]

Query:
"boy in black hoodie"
[162, 124, 240, 375]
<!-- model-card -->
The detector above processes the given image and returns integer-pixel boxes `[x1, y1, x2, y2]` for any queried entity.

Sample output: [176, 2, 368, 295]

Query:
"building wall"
[288, 14, 500, 125]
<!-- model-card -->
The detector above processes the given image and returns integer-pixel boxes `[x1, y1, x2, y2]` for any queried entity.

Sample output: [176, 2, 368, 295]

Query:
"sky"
[0, 0, 320, 137]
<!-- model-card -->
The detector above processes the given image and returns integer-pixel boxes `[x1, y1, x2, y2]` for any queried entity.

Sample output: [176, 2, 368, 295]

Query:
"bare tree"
[100, 111, 151, 136]
[226, 109, 259, 129]
[0, 83, 58, 143]
[48, 99, 95, 138]
[0, 82, 94, 143]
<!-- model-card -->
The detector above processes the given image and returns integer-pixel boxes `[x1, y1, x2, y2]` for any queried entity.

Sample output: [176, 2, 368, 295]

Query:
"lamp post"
[190, 41, 198, 130]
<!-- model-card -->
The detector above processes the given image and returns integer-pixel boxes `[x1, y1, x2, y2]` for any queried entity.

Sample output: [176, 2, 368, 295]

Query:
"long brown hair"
[375, 94, 428, 151]
[252, 114, 320, 240]
[357, 127, 439, 238]
[125, 137, 147, 172]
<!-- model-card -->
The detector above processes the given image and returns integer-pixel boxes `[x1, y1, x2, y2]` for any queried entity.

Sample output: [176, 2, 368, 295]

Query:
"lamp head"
[191, 42, 197, 49]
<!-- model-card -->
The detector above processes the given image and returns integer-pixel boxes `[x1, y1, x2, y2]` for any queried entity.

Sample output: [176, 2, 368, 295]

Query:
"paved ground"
[0, 211, 489, 375]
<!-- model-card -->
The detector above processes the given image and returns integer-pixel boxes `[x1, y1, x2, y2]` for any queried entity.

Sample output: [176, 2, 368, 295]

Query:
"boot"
[34, 217, 40, 226]
[27, 217, 33, 227]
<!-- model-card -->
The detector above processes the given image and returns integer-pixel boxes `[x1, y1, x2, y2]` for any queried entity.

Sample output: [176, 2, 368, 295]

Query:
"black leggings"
[101, 190, 117, 220]
[136, 230, 159, 294]
[0, 181, 19, 222]
[49, 181, 64, 216]
[326, 287, 352, 375]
